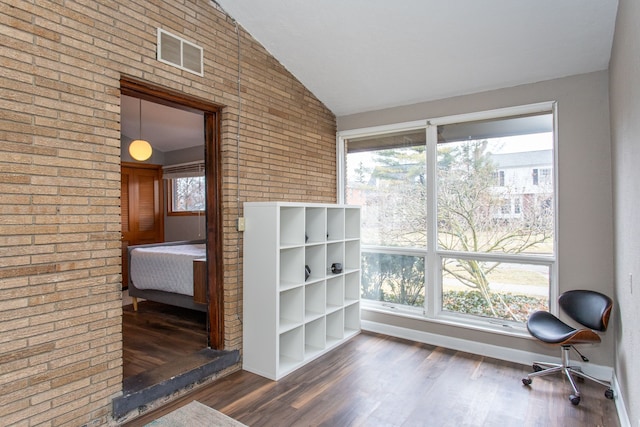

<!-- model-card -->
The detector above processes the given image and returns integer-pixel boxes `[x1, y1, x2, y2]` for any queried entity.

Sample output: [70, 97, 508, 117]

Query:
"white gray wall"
[338, 71, 615, 367]
[609, 0, 640, 423]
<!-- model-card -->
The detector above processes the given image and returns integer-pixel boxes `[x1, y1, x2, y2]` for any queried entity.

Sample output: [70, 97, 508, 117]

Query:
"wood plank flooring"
[123, 331, 620, 427]
[122, 301, 208, 379]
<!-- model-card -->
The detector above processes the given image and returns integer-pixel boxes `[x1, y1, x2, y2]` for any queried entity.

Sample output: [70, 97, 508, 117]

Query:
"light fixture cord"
[234, 15, 243, 326]
[211, 0, 243, 325]
[139, 98, 143, 141]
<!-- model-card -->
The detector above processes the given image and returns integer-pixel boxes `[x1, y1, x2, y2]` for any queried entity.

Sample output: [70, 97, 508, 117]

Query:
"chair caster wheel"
[522, 378, 532, 386]
[569, 395, 580, 405]
[605, 389, 614, 399]
[532, 364, 543, 372]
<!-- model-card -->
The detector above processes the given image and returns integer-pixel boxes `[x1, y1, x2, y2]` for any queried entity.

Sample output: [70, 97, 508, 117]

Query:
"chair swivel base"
[521, 345, 614, 405]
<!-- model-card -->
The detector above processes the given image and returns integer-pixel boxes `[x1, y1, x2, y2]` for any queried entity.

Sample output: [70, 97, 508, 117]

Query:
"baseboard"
[612, 372, 631, 427]
[361, 319, 613, 381]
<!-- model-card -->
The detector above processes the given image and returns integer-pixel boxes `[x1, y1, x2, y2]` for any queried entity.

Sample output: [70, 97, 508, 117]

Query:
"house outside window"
[339, 103, 556, 332]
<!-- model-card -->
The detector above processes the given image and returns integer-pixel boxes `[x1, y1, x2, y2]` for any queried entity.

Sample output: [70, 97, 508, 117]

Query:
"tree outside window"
[344, 108, 555, 326]
[437, 136, 553, 322]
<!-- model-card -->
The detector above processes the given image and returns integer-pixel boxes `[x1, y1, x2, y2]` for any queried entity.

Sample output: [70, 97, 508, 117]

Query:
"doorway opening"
[114, 77, 236, 420]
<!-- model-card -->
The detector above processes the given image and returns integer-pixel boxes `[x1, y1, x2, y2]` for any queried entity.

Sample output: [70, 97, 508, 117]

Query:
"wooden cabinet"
[243, 202, 361, 380]
[121, 163, 164, 288]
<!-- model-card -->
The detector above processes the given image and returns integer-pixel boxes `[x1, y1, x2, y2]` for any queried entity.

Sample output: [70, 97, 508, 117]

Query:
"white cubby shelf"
[242, 202, 361, 380]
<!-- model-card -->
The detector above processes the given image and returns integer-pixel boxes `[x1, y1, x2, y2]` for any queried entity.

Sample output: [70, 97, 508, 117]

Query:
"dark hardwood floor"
[122, 301, 208, 379]
[123, 331, 620, 427]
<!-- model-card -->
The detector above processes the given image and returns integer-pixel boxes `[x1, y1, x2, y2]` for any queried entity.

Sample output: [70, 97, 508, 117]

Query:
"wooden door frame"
[121, 76, 225, 349]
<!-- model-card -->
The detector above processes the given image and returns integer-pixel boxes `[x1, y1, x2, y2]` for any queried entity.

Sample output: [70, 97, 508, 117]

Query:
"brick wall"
[0, 1, 336, 425]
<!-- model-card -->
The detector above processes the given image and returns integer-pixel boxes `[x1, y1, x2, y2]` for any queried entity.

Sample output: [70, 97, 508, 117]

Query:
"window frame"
[166, 175, 206, 216]
[337, 102, 559, 334]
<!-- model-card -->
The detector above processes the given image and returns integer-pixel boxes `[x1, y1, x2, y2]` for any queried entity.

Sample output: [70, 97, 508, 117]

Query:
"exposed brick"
[1, 0, 336, 425]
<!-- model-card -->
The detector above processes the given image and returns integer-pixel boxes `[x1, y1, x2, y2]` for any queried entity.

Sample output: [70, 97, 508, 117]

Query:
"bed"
[127, 240, 208, 312]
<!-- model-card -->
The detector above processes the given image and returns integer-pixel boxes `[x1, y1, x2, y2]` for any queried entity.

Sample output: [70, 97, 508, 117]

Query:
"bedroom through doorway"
[118, 78, 229, 407]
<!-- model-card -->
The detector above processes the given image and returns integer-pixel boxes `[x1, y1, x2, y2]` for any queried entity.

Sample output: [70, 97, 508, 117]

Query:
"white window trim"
[337, 101, 559, 334]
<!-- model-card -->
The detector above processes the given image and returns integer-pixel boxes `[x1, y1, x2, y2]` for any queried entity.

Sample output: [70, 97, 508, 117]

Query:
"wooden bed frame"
[127, 240, 207, 312]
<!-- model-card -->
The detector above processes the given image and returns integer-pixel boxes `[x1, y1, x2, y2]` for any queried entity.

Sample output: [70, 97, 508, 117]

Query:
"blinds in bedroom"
[162, 161, 204, 179]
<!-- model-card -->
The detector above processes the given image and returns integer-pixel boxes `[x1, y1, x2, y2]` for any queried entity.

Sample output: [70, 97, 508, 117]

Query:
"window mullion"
[425, 123, 438, 318]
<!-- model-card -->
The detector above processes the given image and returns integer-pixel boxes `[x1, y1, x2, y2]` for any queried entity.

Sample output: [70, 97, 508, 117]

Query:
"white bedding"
[130, 244, 206, 296]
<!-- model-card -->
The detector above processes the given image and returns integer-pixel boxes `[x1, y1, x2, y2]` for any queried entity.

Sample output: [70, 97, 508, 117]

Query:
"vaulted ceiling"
[214, 0, 619, 117]
[122, 1, 619, 151]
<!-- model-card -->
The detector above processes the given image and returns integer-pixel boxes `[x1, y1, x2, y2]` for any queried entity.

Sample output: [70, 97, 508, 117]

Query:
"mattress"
[130, 243, 206, 296]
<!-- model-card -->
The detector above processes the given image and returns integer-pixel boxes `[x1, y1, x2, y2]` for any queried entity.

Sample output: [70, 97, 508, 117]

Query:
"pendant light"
[129, 98, 153, 161]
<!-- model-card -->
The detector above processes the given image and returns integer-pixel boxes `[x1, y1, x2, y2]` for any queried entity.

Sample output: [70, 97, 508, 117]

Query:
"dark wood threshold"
[113, 348, 239, 421]
[115, 302, 240, 422]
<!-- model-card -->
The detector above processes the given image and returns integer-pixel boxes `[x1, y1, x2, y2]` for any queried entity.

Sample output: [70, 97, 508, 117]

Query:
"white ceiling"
[214, 0, 619, 116]
[121, 95, 204, 152]
[122, 1, 619, 151]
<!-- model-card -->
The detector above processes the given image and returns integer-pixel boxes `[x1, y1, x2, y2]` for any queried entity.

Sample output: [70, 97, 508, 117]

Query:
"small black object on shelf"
[305, 265, 311, 281]
[331, 263, 342, 274]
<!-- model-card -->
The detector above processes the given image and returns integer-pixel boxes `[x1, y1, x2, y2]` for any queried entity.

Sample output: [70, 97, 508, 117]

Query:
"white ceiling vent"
[157, 28, 204, 77]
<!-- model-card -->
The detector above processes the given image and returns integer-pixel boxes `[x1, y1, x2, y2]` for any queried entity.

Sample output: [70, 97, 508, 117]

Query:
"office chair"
[521, 289, 614, 405]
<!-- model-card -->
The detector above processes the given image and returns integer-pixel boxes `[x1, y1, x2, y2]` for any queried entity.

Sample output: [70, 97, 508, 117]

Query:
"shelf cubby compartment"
[305, 207, 326, 244]
[326, 242, 344, 276]
[279, 326, 304, 373]
[304, 317, 326, 358]
[326, 309, 344, 347]
[304, 244, 326, 283]
[279, 287, 304, 333]
[344, 240, 360, 272]
[344, 271, 360, 306]
[279, 247, 305, 290]
[280, 207, 305, 247]
[344, 208, 361, 240]
[326, 276, 343, 313]
[326, 208, 345, 241]
[305, 281, 325, 322]
[344, 303, 360, 336]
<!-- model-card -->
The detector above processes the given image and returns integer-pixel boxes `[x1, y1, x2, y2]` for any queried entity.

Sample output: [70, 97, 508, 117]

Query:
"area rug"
[145, 400, 247, 427]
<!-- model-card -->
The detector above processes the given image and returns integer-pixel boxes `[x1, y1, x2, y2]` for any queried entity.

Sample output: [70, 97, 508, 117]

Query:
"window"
[540, 168, 552, 186]
[163, 161, 205, 216]
[345, 128, 427, 310]
[168, 176, 205, 214]
[514, 197, 522, 214]
[340, 103, 556, 331]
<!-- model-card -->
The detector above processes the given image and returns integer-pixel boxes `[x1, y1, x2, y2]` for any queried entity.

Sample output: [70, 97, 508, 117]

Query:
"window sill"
[167, 211, 205, 217]
[361, 301, 533, 340]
